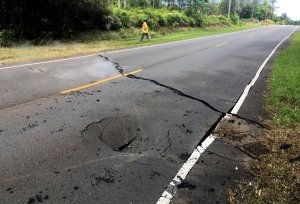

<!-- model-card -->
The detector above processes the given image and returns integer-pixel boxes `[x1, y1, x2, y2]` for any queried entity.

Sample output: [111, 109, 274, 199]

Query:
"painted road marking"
[156, 26, 297, 204]
[60, 69, 143, 94]
[215, 42, 228, 47]
[0, 27, 264, 71]
[157, 135, 216, 204]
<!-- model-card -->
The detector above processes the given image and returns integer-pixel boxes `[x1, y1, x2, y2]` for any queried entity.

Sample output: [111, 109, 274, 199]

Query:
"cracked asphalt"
[0, 25, 295, 203]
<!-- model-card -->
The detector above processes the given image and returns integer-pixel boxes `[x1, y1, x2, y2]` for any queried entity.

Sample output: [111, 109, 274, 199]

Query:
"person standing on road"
[140, 20, 150, 42]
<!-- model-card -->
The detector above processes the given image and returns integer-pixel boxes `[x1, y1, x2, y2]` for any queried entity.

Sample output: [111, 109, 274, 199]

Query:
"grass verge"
[230, 31, 300, 204]
[267, 31, 300, 127]
[0, 24, 259, 65]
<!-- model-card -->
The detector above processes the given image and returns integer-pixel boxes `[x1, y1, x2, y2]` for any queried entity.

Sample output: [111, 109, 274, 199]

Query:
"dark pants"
[140, 33, 149, 42]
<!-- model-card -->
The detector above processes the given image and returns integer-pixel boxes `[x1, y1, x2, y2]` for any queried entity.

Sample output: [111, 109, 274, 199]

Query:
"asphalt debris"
[150, 170, 161, 179]
[94, 169, 115, 185]
[27, 194, 49, 204]
[178, 152, 191, 161]
[6, 187, 13, 194]
[22, 123, 39, 132]
[177, 180, 197, 190]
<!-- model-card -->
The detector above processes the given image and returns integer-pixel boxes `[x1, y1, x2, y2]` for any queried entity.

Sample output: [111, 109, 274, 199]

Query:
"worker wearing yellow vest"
[140, 20, 150, 42]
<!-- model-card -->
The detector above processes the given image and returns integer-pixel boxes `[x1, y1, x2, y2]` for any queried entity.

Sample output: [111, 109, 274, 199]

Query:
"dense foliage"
[0, 0, 112, 39]
[0, 0, 298, 44]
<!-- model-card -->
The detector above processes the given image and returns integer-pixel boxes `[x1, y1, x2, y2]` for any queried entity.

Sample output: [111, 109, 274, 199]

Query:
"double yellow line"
[60, 69, 143, 94]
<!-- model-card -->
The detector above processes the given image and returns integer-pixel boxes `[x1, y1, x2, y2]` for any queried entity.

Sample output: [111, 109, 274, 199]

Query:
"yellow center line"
[60, 69, 143, 94]
[215, 42, 229, 47]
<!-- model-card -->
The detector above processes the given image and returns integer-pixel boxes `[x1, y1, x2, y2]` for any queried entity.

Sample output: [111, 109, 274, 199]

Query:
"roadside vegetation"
[230, 32, 300, 204]
[0, 24, 258, 64]
[1, 0, 298, 64]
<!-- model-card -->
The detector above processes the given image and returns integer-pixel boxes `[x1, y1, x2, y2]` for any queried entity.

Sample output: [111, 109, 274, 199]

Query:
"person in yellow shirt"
[140, 20, 150, 42]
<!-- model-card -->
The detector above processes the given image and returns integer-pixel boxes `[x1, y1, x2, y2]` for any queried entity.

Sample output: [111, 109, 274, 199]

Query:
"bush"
[114, 9, 130, 28]
[202, 15, 221, 27]
[113, 8, 193, 30]
[217, 15, 232, 27]
[0, 29, 16, 47]
[157, 14, 168, 27]
[187, 17, 196, 27]
[1, 0, 113, 39]
[105, 15, 122, 30]
[230, 13, 240, 25]
[192, 14, 204, 27]
[264, 19, 276, 25]
[118, 28, 140, 38]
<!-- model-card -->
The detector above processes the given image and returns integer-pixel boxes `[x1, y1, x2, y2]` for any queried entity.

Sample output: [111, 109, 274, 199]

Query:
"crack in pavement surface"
[98, 55, 224, 114]
[161, 131, 172, 154]
[118, 136, 138, 152]
[27, 66, 45, 73]
[97, 55, 268, 158]
[126, 74, 225, 114]
[206, 151, 246, 162]
[98, 54, 265, 130]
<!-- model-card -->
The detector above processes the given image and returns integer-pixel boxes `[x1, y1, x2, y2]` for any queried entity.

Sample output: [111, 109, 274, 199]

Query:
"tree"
[0, 0, 113, 39]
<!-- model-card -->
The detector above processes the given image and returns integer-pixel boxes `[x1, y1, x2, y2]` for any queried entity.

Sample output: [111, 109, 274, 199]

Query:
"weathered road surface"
[0, 25, 296, 203]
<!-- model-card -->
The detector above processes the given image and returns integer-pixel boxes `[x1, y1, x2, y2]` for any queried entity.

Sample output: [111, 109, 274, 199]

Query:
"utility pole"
[228, 0, 232, 18]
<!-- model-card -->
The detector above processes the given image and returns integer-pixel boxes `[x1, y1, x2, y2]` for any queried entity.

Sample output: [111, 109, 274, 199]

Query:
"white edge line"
[156, 135, 216, 204]
[156, 25, 297, 204]
[231, 26, 297, 115]
[0, 54, 97, 70]
[0, 27, 265, 71]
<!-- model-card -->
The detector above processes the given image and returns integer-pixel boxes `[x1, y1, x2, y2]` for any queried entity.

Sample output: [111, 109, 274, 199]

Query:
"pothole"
[213, 115, 270, 158]
[81, 116, 140, 152]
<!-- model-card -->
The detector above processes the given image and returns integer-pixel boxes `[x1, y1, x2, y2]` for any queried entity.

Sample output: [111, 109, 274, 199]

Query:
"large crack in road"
[75, 54, 268, 164]
[94, 55, 266, 151]
[98, 54, 224, 114]
[98, 55, 266, 123]
[98, 55, 265, 125]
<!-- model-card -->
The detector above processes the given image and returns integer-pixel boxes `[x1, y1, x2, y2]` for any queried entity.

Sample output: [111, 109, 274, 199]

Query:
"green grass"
[0, 24, 259, 65]
[267, 31, 300, 128]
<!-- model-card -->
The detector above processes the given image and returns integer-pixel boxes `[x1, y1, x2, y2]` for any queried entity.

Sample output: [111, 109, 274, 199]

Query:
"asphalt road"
[0, 25, 296, 204]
